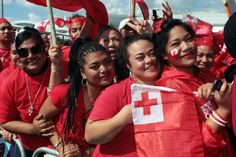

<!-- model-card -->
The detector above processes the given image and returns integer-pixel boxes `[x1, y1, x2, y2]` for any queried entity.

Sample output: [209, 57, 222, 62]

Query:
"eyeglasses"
[16, 44, 42, 58]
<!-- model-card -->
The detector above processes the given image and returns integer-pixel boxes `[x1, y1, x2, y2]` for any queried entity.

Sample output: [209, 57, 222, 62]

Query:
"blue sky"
[3, 0, 227, 23]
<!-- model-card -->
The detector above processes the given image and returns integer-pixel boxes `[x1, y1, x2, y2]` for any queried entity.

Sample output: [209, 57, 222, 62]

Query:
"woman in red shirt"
[156, 19, 234, 157]
[37, 39, 116, 157]
[85, 35, 161, 157]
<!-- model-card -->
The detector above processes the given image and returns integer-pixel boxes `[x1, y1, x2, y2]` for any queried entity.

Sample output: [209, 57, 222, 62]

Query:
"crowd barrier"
[0, 132, 26, 157]
[32, 147, 58, 157]
[0, 132, 58, 157]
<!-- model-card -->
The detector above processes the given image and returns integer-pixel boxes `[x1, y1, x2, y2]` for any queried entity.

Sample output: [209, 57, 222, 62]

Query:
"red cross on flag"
[131, 85, 174, 124]
[131, 84, 204, 157]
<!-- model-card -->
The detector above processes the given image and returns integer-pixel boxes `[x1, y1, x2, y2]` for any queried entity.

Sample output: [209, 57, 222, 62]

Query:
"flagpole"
[131, 0, 136, 19]
[46, 0, 57, 45]
[1, 0, 3, 18]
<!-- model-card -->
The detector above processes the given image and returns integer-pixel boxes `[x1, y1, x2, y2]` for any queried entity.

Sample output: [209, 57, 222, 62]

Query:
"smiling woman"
[156, 19, 235, 156]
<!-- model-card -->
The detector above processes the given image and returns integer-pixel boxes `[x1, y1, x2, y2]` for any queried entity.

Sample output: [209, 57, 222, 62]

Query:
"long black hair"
[63, 38, 109, 139]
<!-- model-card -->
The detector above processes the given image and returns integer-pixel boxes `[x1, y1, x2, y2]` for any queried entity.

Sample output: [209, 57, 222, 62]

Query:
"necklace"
[25, 71, 47, 116]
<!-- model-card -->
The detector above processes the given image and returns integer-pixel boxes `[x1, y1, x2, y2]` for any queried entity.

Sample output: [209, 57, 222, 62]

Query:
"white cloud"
[28, 13, 41, 22]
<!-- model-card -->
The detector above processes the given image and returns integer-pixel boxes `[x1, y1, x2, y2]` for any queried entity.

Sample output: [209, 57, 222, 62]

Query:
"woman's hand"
[57, 143, 82, 157]
[48, 43, 63, 73]
[214, 81, 232, 117]
[126, 19, 153, 35]
[197, 83, 214, 99]
[32, 114, 54, 137]
[198, 81, 232, 120]
[162, 2, 173, 19]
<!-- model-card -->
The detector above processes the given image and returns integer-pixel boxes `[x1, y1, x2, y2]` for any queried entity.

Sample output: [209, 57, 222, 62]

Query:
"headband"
[67, 17, 86, 31]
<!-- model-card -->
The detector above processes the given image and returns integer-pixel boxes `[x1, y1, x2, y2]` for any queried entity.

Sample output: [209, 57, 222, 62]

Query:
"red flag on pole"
[136, 0, 149, 20]
[131, 84, 204, 157]
[26, 0, 108, 39]
[26, 0, 108, 25]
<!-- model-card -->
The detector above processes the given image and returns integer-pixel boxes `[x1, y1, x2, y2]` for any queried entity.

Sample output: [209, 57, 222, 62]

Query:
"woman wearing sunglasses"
[85, 35, 161, 157]
[34, 38, 115, 157]
[0, 27, 64, 156]
[155, 19, 234, 156]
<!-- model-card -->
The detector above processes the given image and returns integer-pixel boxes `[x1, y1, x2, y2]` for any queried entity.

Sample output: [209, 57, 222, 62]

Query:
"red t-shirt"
[89, 77, 137, 157]
[0, 63, 16, 87]
[50, 83, 90, 149]
[0, 67, 51, 151]
[0, 48, 11, 72]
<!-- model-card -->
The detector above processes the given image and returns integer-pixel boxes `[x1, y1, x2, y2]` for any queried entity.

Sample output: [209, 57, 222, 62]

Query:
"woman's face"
[164, 26, 197, 72]
[98, 29, 121, 60]
[69, 21, 83, 41]
[17, 38, 47, 74]
[81, 50, 115, 88]
[128, 39, 159, 85]
[195, 45, 215, 70]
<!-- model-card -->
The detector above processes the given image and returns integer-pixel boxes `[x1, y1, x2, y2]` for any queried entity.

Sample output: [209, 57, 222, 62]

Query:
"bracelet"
[209, 114, 226, 127]
[54, 141, 62, 148]
[212, 111, 228, 124]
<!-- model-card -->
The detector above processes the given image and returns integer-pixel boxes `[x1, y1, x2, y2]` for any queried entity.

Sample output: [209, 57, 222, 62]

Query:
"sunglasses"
[17, 44, 42, 58]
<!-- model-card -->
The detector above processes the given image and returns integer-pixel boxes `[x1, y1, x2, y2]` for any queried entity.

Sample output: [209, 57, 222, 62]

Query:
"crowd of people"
[0, 2, 236, 157]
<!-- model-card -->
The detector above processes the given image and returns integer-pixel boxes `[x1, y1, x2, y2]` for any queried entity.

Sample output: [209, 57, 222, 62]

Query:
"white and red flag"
[131, 84, 204, 157]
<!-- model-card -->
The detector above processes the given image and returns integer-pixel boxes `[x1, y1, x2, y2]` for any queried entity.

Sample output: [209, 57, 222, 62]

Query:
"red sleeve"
[49, 84, 70, 109]
[201, 123, 227, 156]
[89, 85, 120, 121]
[232, 76, 236, 134]
[0, 76, 19, 123]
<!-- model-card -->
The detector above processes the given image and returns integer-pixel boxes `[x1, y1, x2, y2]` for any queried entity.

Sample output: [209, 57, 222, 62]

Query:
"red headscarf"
[67, 17, 86, 31]
[195, 35, 215, 50]
[0, 18, 10, 24]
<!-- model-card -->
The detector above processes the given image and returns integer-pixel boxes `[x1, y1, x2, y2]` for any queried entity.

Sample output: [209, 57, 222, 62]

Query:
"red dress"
[0, 67, 51, 151]
[50, 83, 90, 149]
[156, 66, 235, 157]
[89, 77, 137, 157]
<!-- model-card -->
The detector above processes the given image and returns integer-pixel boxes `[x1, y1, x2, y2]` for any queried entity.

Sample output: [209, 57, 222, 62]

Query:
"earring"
[129, 71, 132, 77]
[81, 78, 87, 87]
[113, 75, 117, 83]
